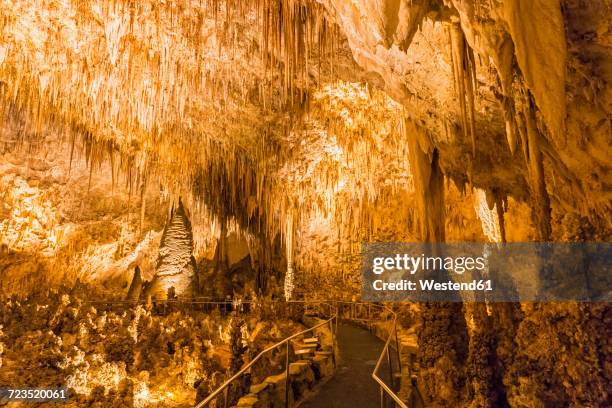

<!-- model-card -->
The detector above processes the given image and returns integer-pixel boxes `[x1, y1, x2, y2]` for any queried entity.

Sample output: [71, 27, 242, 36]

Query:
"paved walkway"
[299, 322, 387, 408]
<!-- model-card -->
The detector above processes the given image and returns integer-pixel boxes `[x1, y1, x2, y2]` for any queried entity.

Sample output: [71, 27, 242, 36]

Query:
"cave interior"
[0, 1, 610, 407]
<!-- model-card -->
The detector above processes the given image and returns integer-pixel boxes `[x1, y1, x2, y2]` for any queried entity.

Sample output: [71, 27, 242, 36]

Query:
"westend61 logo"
[361, 243, 611, 302]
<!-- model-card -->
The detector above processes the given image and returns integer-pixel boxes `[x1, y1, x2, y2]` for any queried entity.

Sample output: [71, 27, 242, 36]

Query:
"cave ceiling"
[0, 0, 610, 245]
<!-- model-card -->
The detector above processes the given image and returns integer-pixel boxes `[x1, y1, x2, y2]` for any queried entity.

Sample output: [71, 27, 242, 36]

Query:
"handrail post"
[335, 308, 338, 335]
[223, 386, 228, 408]
[285, 341, 290, 408]
[387, 345, 394, 389]
[329, 318, 336, 368]
[380, 386, 384, 408]
[394, 322, 401, 375]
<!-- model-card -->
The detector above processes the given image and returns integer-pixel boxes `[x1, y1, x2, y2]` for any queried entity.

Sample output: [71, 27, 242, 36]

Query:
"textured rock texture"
[149, 200, 197, 299]
[126, 266, 143, 302]
[319, 0, 610, 226]
[0, 1, 609, 407]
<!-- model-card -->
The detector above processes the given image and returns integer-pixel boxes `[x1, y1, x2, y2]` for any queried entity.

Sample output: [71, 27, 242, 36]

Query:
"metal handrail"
[115, 298, 413, 407]
[331, 301, 410, 407]
[195, 302, 338, 408]
[372, 311, 409, 408]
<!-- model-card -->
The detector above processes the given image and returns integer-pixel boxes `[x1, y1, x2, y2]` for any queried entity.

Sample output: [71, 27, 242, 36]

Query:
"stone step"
[289, 361, 311, 376]
[260, 373, 294, 408]
[296, 342, 318, 349]
[235, 394, 259, 407]
[249, 382, 269, 394]
[302, 337, 319, 344]
[264, 372, 287, 387]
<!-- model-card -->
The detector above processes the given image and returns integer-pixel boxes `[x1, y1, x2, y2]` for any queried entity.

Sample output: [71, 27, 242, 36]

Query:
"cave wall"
[314, 1, 611, 407]
[319, 0, 611, 228]
[0, 123, 166, 296]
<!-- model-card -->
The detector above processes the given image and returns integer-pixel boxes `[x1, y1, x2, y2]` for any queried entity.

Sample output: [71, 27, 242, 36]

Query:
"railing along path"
[195, 301, 337, 408]
[81, 298, 419, 407]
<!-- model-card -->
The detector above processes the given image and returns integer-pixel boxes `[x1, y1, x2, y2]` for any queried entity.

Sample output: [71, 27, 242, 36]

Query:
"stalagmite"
[148, 199, 198, 299]
[284, 209, 295, 301]
[468, 188, 508, 407]
[126, 266, 143, 302]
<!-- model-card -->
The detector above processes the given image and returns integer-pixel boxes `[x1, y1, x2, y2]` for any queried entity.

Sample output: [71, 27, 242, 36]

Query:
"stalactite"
[517, 93, 552, 241]
[495, 192, 507, 244]
[139, 170, 147, 237]
[448, 21, 477, 156]
[68, 133, 76, 177]
[474, 188, 503, 243]
[502, 96, 518, 155]
[109, 145, 116, 197]
[403, 119, 445, 242]
[0, 0, 338, 221]
[216, 214, 229, 274]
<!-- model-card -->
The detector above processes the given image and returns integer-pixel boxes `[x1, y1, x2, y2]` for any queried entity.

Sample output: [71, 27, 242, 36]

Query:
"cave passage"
[0, 0, 610, 407]
[300, 323, 386, 408]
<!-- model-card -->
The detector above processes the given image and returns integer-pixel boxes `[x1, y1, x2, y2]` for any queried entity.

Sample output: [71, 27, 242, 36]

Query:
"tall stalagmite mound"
[148, 200, 197, 299]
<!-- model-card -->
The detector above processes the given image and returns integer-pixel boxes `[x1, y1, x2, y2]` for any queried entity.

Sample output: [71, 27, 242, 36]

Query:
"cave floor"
[299, 322, 388, 408]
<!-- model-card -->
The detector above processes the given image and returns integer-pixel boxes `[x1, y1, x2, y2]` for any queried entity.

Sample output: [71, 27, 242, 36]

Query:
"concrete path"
[299, 322, 388, 408]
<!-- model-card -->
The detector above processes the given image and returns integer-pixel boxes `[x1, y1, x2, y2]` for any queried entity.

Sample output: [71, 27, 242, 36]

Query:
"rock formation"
[126, 266, 143, 302]
[148, 200, 198, 300]
[0, 0, 609, 407]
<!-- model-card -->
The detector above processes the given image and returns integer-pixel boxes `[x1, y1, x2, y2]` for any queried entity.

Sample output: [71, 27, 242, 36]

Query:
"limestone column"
[405, 119, 468, 407]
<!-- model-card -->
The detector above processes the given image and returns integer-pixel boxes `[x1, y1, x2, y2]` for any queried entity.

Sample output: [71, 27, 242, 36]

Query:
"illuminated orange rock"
[126, 266, 143, 302]
[147, 200, 197, 299]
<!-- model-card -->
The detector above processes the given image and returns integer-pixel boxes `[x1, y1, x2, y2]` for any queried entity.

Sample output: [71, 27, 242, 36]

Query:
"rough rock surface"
[149, 201, 197, 299]
[0, 1, 610, 407]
